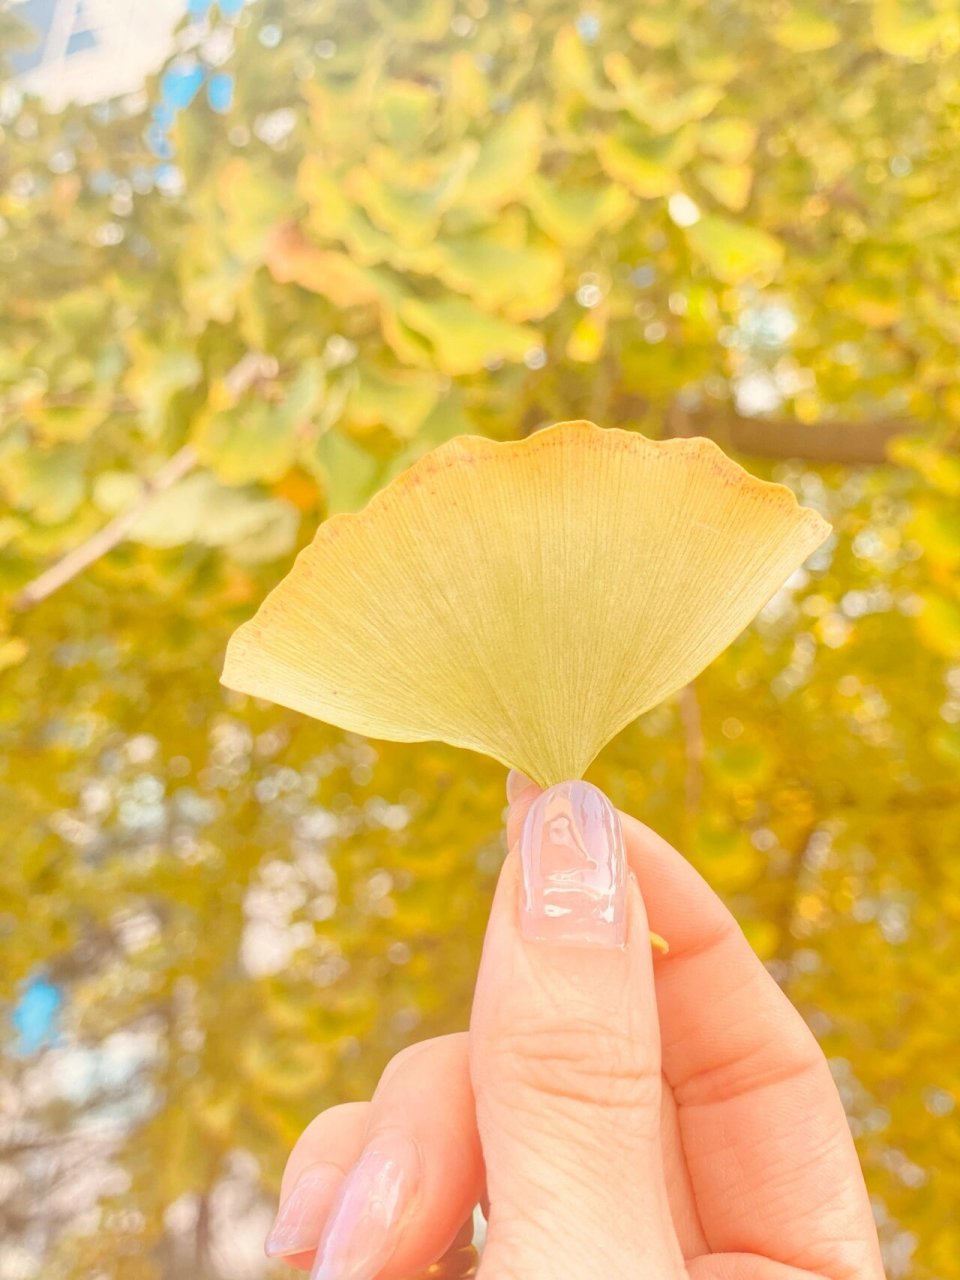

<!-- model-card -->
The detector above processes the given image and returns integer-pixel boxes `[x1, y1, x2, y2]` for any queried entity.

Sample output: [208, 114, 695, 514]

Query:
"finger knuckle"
[489, 1018, 660, 1116]
[375, 1037, 436, 1093]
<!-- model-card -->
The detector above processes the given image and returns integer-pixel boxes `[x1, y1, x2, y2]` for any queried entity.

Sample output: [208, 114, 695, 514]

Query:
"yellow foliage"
[4, 1, 960, 1274]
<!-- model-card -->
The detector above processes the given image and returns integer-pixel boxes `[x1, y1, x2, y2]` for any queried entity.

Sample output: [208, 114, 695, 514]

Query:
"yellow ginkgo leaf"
[222, 421, 830, 786]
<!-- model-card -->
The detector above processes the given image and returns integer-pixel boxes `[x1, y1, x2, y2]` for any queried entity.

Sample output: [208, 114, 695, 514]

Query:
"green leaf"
[378, 388, 475, 485]
[605, 55, 723, 133]
[265, 224, 389, 307]
[309, 429, 384, 513]
[124, 343, 203, 436]
[217, 157, 301, 261]
[281, 359, 327, 428]
[196, 402, 300, 486]
[434, 231, 565, 321]
[230, 501, 302, 564]
[347, 168, 443, 248]
[397, 296, 540, 374]
[298, 156, 354, 239]
[525, 173, 632, 246]
[349, 365, 440, 438]
[196, 365, 325, 488]
[380, 298, 436, 368]
[699, 117, 758, 165]
[46, 288, 112, 341]
[373, 79, 439, 149]
[696, 161, 753, 212]
[684, 215, 784, 283]
[455, 104, 543, 212]
[597, 124, 698, 199]
[93, 469, 298, 560]
[2, 444, 86, 524]
[550, 23, 619, 107]
[27, 400, 105, 444]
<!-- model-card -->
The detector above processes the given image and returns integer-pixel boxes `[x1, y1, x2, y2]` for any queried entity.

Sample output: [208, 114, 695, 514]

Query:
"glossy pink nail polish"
[519, 780, 626, 948]
[265, 1162, 344, 1258]
[310, 1130, 420, 1280]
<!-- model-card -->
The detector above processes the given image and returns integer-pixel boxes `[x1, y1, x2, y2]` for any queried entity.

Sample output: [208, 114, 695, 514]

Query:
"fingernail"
[265, 1162, 344, 1258]
[506, 768, 536, 805]
[310, 1130, 420, 1280]
[519, 780, 626, 948]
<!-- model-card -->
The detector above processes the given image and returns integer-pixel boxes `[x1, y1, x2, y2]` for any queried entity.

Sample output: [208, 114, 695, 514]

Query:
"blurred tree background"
[1, 0, 960, 1276]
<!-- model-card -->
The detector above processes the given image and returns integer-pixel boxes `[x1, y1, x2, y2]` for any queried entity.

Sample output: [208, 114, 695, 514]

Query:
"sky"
[10, 0, 188, 107]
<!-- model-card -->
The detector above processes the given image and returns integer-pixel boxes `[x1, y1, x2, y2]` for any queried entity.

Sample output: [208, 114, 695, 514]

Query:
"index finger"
[620, 812, 884, 1280]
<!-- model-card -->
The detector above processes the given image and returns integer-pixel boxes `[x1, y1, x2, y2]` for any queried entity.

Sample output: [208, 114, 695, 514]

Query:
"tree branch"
[677, 682, 704, 817]
[5, 392, 925, 615]
[10, 353, 277, 612]
[666, 409, 909, 464]
[11, 445, 198, 611]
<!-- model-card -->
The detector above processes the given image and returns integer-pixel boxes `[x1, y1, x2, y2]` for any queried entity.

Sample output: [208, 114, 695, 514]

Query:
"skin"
[271, 775, 886, 1280]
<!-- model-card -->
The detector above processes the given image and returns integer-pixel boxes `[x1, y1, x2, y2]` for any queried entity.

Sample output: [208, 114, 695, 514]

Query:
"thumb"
[470, 777, 685, 1280]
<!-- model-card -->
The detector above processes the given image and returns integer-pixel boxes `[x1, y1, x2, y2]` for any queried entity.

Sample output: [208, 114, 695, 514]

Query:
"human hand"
[264, 774, 885, 1280]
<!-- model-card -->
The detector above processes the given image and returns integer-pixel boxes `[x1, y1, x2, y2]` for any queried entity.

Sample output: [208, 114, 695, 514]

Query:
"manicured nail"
[506, 768, 536, 805]
[519, 780, 626, 948]
[265, 1162, 344, 1258]
[310, 1130, 420, 1280]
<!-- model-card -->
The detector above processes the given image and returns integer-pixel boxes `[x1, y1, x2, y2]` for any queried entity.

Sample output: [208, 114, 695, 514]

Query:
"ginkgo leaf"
[685, 215, 784, 284]
[699, 117, 758, 165]
[222, 422, 829, 786]
[525, 173, 632, 246]
[696, 161, 753, 212]
[455, 104, 543, 212]
[350, 365, 441, 438]
[434, 233, 565, 322]
[265, 223, 385, 307]
[397, 296, 540, 374]
[372, 79, 439, 149]
[597, 125, 699, 199]
[603, 56, 723, 133]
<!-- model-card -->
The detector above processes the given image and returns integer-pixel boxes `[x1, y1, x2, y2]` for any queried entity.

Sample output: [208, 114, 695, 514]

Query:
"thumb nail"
[519, 780, 626, 948]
